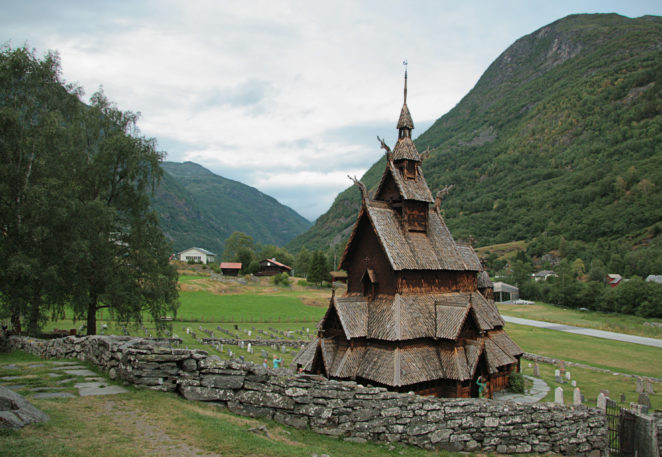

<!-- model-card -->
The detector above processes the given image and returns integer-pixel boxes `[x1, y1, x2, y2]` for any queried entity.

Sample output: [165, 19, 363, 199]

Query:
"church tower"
[294, 69, 522, 398]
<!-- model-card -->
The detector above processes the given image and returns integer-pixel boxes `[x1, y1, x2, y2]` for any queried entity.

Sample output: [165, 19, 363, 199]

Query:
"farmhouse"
[294, 70, 522, 398]
[177, 247, 216, 264]
[256, 258, 292, 276]
[220, 262, 242, 276]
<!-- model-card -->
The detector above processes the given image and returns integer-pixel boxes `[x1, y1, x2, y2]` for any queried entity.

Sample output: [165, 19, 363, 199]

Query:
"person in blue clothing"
[476, 375, 487, 398]
[272, 355, 282, 369]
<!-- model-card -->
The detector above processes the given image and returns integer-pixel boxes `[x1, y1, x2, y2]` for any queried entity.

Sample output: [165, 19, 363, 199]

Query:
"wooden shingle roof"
[363, 203, 473, 271]
[397, 103, 414, 130]
[391, 136, 420, 162]
[376, 160, 433, 203]
[477, 270, 493, 289]
[292, 337, 318, 370]
[332, 292, 502, 342]
[456, 244, 482, 271]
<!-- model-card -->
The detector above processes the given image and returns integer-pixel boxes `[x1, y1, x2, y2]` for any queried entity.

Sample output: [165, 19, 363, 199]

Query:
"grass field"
[4, 271, 662, 455]
[0, 354, 457, 457]
[519, 360, 662, 410]
[498, 301, 662, 339]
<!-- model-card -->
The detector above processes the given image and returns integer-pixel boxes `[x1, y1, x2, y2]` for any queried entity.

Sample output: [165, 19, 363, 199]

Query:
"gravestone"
[239, 341, 245, 349]
[554, 387, 564, 404]
[636, 377, 643, 393]
[554, 369, 560, 377]
[248, 330, 252, 337]
[571, 380, 576, 387]
[247, 343, 252, 353]
[597, 393, 607, 412]
[559, 360, 565, 375]
[533, 363, 540, 377]
[638, 392, 651, 411]
[581, 393, 585, 403]
[645, 379, 654, 394]
[600, 389, 610, 398]
[620, 392, 626, 403]
[555, 375, 563, 384]
[573, 387, 582, 405]
[565, 371, 571, 380]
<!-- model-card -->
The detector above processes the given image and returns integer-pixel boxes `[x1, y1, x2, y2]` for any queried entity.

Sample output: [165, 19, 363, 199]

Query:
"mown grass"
[0, 352, 460, 457]
[520, 360, 662, 411]
[506, 322, 662, 379]
[176, 291, 326, 322]
[498, 301, 662, 338]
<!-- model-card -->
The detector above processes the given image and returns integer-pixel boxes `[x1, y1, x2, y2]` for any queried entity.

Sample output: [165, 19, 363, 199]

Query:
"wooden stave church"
[294, 71, 522, 398]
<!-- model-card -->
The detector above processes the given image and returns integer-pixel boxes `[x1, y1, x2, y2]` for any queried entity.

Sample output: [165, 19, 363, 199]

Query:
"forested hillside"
[288, 14, 662, 276]
[152, 162, 311, 255]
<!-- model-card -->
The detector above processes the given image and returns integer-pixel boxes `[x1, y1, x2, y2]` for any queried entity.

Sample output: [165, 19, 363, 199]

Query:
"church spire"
[396, 61, 414, 133]
[393, 61, 418, 162]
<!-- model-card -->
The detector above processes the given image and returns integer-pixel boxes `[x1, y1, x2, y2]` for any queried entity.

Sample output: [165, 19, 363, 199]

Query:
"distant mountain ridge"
[288, 13, 662, 258]
[152, 161, 311, 255]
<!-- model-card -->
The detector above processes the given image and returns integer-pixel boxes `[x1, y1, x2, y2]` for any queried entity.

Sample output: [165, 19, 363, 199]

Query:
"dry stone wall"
[7, 335, 605, 455]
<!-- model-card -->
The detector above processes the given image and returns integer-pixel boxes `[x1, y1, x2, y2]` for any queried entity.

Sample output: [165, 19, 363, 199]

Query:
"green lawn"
[0, 353, 457, 457]
[498, 301, 662, 339]
[176, 291, 327, 322]
[506, 322, 662, 379]
[521, 359, 662, 411]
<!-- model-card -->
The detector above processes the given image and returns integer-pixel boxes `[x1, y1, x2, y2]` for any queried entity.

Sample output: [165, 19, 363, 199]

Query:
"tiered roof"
[294, 69, 522, 392]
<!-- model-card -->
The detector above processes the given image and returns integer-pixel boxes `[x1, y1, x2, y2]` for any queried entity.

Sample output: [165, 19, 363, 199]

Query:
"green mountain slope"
[288, 14, 662, 261]
[153, 162, 311, 255]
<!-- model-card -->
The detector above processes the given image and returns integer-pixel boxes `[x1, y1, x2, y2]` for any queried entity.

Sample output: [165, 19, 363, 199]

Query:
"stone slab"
[32, 392, 76, 399]
[74, 382, 128, 397]
[63, 369, 97, 377]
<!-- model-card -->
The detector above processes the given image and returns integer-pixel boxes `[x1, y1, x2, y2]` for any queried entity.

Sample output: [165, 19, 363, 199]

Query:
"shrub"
[297, 279, 309, 287]
[508, 372, 526, 394]
[272, 272, 291, 287]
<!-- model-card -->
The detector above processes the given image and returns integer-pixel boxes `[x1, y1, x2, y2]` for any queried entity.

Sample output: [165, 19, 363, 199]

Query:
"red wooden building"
[220, 262, 242, 276]
[256, 258, 292, 276]
[294, 71, 522, 398]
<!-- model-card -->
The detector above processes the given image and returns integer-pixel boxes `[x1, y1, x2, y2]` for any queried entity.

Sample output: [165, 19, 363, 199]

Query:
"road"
[502, 315, 662, 348]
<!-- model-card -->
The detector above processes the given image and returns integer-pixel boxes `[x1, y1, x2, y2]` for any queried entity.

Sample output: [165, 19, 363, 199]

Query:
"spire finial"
[402, 60, 408, 104]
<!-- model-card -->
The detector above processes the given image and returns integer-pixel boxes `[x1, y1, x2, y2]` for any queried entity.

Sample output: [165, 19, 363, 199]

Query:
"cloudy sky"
[3, 1, 660, 221]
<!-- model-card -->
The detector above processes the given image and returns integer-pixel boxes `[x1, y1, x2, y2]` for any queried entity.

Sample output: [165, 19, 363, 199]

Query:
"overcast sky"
[3, 1, 660, 221]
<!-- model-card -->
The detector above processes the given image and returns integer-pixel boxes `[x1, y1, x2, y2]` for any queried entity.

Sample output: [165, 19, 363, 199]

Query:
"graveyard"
[34, 273, 662, 411]
[1, 272, 660, 456]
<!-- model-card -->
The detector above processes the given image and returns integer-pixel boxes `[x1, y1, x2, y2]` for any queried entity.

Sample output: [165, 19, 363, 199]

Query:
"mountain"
[288, 14, 662, 265]
[152, 162, 311, 255]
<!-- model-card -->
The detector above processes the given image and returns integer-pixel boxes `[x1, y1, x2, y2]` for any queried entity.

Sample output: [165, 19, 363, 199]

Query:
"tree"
[294, 247, 312, 277]
[0, 46, 81, 334]
[307, 251, 328, 287]
[571, 258, 586, 278]
[65, 90, 179, 335]
[223, 232, 255, 261]
[0, 46, 178, 336]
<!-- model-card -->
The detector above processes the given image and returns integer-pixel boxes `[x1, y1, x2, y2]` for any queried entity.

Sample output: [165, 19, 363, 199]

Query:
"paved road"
[502, 315, 662, 348]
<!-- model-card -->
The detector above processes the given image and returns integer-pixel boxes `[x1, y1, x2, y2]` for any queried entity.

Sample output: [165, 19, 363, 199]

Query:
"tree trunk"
[10, 307, 21, 335]
[87, 297, 97, 335]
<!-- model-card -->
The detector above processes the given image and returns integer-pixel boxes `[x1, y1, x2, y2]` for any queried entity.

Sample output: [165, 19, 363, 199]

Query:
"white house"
[178, 247, 216, 264]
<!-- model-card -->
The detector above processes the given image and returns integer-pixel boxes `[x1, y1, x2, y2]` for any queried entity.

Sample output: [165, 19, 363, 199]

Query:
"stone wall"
[7, 335, 605, 455]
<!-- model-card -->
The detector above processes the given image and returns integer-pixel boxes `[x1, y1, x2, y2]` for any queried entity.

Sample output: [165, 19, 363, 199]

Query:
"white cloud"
[3, 0, 661, 222]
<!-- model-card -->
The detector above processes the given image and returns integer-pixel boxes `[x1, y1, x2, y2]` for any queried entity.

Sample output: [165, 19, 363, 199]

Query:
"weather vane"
[403, 59, 408, 68]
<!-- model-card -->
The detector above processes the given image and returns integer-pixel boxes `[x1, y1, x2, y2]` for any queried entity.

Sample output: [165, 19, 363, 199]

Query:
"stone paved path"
[493, 375, 549, 403]
[502, 315, 662, 348]
[0, 362, 128, 397]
